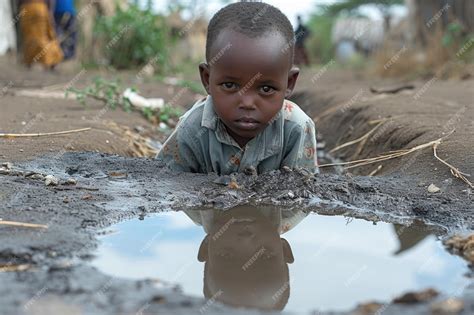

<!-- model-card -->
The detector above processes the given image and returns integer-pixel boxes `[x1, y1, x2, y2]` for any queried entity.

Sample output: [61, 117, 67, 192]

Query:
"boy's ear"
[281, 238, 294, 264]
[199, 62, 211, 95]
[198, 234, 210, 262]
[285, 66, 300, 98]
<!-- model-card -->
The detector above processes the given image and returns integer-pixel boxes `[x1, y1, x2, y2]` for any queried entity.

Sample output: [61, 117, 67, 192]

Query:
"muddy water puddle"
[91, 206, 470, 314]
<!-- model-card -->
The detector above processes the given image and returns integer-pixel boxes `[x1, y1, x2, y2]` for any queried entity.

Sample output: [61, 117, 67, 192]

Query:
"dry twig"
[329, 120, 386, 154]
[368, 165, 383, 176]
[433, 142, 473, 188]
[0, 220, 48, 229]
[0, 128, 91, 138]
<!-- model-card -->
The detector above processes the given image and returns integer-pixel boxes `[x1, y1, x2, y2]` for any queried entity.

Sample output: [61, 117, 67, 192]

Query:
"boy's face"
[199, 29, 299, 147]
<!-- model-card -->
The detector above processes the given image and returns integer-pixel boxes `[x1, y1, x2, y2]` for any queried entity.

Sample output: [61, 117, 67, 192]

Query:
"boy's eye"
[260, 85, 275, 94]
[221, 82, 239, 90]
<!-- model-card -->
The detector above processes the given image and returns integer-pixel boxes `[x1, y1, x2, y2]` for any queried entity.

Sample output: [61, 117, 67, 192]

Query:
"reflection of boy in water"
[188, 206, 306, 310]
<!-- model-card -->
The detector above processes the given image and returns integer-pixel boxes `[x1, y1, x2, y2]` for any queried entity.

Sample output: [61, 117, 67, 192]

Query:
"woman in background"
[19, 0, 63, 70]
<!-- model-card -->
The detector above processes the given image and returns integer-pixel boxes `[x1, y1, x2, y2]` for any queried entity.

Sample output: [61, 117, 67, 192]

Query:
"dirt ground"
[0, 54, 203, 161]
[1, 152, 473, 315]
[1, 53, 474, 315]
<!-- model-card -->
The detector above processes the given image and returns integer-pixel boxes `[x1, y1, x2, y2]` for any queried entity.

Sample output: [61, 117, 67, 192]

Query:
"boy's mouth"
[234, 117, 260, 130]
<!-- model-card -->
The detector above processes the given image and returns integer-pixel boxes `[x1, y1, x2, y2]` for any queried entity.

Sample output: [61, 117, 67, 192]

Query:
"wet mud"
[1, 152, 473, 315]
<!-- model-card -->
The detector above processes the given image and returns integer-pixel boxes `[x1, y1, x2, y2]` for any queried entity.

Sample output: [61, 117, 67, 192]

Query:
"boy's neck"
[224, 124, 252, 148]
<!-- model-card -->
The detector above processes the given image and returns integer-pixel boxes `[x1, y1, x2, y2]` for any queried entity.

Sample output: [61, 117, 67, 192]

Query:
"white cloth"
[0, 0, 16, 54]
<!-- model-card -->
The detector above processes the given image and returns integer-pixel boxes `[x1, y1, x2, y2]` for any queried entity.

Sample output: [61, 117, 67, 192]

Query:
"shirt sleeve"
[156, 125, 202, 173]
[281, 119, 319, 173]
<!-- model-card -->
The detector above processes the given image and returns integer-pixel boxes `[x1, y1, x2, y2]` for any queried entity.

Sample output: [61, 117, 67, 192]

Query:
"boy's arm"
[156, 126, 201, 173]
[281, 119, 319, 173]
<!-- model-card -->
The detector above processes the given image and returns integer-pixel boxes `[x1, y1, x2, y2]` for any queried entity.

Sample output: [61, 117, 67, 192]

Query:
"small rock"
[287, 191, 295, 198]
[228, 180, 240, 190]
[19, 149, 24, 152]
[29, 173, 45, 180]
[0, 168, 10, 175]
[393, 288, 439, 304]
[44, 175, 59, 186]
[444, 235, 466, 251]
[65, 178, 77, 185]
[281, 166, 292, 173]
[431, 298, 464, 315]
[428, 183, 441, 193]
[81, 194, 93, 200]
[244, 166, 257, 176]
[159, 122, 168, 129]
[462, 238, 474, 263]
[354, 301, 384, 315]
[1, 162, 12, 170]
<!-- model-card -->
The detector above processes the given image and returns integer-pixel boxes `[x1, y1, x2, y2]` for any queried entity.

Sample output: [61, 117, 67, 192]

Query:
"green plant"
[159, 104, 183, 123]
[67, 77, 132, 111]
[67, 77, 182, 125]
[94, 4, 169, 70]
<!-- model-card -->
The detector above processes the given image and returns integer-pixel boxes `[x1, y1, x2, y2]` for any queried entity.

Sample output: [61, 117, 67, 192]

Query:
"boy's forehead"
[209, 29, 292, 71]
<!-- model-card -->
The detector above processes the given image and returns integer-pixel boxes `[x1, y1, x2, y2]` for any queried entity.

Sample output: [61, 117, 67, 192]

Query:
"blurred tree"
[322, 0, 403, 31]
[323, 0, 403, 16]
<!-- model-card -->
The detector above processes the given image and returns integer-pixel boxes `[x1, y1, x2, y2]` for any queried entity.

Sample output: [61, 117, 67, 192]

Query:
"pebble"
[44, 175, 60, 186]
[66, 178, 77, 185]
[1, 162, 12, 170]
[428, 183, 441, 193]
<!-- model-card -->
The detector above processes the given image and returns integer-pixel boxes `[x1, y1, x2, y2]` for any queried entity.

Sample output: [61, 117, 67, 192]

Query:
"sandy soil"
[0, 54, 202, 161]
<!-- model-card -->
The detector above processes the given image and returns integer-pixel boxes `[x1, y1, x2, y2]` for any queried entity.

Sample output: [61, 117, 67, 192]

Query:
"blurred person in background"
[294, 15, 310, 66]
[19, 0, 63, 70]
[54, 0, 77, 60]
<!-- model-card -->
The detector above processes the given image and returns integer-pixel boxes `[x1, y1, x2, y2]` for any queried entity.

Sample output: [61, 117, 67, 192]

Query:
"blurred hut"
[332, 18, 384, 62]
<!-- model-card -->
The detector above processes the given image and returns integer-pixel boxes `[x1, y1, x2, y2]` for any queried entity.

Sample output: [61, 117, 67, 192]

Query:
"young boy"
[157, 2, 318, 175]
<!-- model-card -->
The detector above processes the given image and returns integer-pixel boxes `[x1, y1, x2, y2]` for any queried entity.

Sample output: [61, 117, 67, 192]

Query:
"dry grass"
[433, 142, 473, 188]
[373, 44, 421, 78]
[105, 121, 158, 158]
[0, 264, 32, 272]
[373, 29, 473, 79]
[329, 119, 387, 154]
[321, 131, 472, 188]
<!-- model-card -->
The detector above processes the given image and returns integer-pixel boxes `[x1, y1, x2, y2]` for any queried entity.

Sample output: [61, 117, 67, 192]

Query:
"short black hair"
[206, 2, 295, 63]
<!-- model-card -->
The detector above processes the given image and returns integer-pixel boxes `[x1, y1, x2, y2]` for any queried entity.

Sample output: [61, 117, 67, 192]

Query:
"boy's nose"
[238, 94, 257, 110]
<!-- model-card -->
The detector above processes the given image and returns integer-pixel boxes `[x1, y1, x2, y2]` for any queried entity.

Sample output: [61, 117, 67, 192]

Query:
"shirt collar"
[201, 95, 284, 158]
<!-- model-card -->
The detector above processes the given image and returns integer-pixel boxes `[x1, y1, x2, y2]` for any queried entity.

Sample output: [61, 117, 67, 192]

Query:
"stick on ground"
[433, 142, 473, 188]
[0, 220, 48, 229]
[0, 128, 91, 138]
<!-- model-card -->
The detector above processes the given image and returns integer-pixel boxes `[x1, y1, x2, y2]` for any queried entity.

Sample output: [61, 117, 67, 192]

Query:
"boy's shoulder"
[281, 99, 315, 128]
[175, 97, 208, 132]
